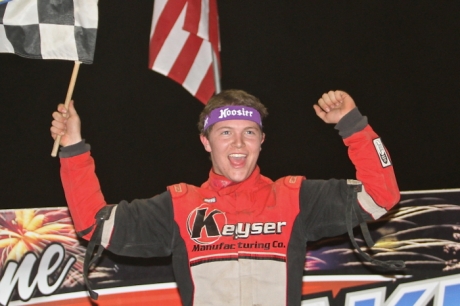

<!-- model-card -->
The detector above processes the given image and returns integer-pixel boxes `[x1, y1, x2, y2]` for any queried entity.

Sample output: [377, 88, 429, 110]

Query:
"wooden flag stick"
[51, 61, 82, 157]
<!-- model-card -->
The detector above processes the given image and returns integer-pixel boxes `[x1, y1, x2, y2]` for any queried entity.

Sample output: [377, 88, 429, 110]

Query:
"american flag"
[149, 0, 220, 104]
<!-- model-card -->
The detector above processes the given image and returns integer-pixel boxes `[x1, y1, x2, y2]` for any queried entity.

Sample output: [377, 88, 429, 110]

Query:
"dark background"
[1, 1, 459, 209]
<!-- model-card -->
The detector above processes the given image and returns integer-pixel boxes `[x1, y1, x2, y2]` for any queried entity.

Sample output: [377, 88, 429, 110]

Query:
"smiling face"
[200, 119, 265, 183]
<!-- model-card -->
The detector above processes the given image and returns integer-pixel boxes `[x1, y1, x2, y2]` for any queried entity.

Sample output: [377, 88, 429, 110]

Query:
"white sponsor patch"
[373, 138, 392, 168]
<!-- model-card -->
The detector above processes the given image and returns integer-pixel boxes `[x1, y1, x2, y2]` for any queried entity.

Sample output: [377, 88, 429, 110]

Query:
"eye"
[221, 130, 230, 135]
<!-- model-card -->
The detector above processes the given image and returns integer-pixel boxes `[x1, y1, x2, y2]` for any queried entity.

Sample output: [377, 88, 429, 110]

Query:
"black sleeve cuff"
[59, 139, 91, 158]
[334, 108, 368, 138]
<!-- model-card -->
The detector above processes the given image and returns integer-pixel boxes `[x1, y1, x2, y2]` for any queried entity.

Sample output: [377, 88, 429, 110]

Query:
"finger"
[57, 103, 67, 114]
[334, 90, 348, 105]
[326, 90, 343, 107]
[52, 111, 67, 123]
[318, 96, 332, 112]
[50, 123, 66, 136]
[51, 117, 67, 132]
[313, 104, 326, 120]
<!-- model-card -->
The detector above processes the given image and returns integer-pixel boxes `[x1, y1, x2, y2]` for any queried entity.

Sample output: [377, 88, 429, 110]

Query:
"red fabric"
[60, 152, 106, 240]
[344, 125, 400, 210]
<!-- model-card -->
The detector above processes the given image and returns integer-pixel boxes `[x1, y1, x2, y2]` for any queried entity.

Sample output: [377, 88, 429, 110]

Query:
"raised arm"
[313, 90, 400, 218]
[51, 101, 106, 239]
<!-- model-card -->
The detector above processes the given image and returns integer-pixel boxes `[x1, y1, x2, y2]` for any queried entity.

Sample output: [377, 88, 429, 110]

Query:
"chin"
[227, 172, 250, 183]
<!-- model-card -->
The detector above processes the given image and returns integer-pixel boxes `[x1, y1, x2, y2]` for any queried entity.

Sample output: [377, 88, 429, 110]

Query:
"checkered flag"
[0, 0, 98, 63]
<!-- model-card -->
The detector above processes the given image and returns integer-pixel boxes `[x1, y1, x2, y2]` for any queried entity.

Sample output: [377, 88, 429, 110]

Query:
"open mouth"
[228, 153, 247, 167]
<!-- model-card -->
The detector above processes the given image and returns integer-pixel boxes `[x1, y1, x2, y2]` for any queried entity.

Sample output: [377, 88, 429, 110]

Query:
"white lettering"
[251, 223, 263, 235]
[221, 221, 287, 239]
[218, 108, 254, 119]
[222, 224, 235, 236]
[236, 223, 251, 239]
[277, 221, 287, 233]
[263, 223, 276, 234]
[0, 243, 76, 305]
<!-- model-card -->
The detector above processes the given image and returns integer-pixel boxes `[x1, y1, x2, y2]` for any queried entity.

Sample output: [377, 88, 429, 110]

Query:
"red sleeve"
[344, 125, 400, 217]
[60, 152, 106, 240]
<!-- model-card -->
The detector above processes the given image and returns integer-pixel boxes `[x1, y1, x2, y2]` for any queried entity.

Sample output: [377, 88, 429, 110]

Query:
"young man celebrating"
[51, 89, 400, 306]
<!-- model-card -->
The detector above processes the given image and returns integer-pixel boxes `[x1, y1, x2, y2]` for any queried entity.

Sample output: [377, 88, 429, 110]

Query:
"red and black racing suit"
[59, 108, 400, 306]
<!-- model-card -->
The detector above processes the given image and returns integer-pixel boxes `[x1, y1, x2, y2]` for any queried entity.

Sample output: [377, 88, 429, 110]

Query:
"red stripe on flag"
[183, 0, 201, 35]
[149, 0, 187, 68]
[208, 0, 219, 52]
[167, 35, 203, 83]
[194, 65, 215, 104]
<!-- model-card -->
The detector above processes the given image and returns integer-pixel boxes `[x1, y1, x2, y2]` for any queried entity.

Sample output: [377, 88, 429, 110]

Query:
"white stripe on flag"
[152, 4, 188, 75]
[150, 0, 168, 39]
[182, 40, 212, 95]
[196, 0, 209, 41]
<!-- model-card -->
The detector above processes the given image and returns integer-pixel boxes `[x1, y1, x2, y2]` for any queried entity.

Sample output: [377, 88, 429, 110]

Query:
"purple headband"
[203, 106, 262, 130]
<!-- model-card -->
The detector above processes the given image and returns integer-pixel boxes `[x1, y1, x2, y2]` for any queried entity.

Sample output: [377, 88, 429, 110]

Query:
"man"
[51, 89, 400, 306]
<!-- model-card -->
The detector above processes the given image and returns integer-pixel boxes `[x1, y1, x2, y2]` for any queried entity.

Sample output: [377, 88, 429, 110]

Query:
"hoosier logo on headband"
[203, 106, 262, 130]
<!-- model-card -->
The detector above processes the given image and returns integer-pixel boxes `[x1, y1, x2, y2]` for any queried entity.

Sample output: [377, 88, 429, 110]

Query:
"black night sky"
[1, 1, 459, 209]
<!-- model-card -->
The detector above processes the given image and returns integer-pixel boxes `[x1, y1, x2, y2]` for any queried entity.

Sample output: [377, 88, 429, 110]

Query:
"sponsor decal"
[372, 138, 391, 167]
[187, 204, 227, 245]
[221, 221, 286, 239]
[218, 107, 254, 119]
[186, 205, 287, 246]
[192, 241, 286, 252]
[203, 197, 216, 203]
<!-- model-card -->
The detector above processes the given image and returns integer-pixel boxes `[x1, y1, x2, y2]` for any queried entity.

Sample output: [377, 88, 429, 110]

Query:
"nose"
[232, 134, 244, 148]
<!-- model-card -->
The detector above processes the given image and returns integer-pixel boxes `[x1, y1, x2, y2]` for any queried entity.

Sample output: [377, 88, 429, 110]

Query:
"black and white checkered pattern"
[0, 0, 97, 64]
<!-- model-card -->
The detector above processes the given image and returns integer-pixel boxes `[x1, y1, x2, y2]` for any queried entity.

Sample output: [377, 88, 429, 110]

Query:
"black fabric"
[0, 3, 7, 23]
[299, 179, 352, 241]
[37, 0, 74, 25]
[345, 183, 405, 270]
[59, 139, 90, 158]
[170, 222, 195, 306]
[286, 179, 349, 305]
[106, 191, 175, 258]
[83, 205, 115, 300]
[76, 224, 95, 238]
[335, 108, 368, 138]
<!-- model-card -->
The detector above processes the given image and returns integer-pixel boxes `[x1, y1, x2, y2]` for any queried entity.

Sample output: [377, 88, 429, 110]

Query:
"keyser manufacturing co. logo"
[187, 204, 227, 245]
[186, 203, 287, 245]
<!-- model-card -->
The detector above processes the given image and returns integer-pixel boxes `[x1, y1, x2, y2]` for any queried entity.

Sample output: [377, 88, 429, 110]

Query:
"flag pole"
[51, 61, 82, 157]
[211, 46, 221, 94]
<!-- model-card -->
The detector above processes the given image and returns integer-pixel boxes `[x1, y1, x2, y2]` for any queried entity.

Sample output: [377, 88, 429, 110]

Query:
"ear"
[261, 133, 265, 145]
[200, 134, 212, 152]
